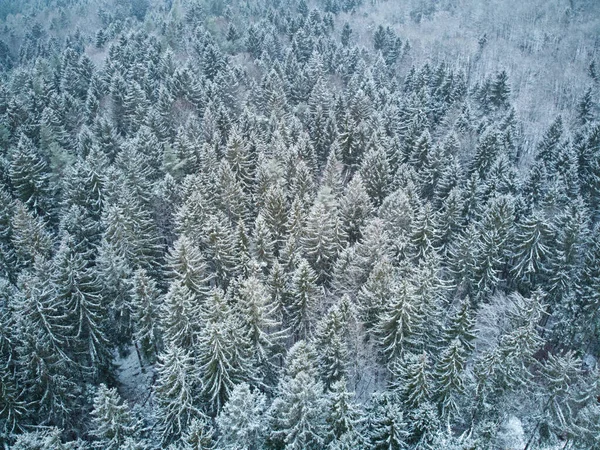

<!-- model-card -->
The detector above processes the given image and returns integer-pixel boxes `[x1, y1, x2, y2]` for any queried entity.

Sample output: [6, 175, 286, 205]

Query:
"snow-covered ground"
[114, 346, 155, 407]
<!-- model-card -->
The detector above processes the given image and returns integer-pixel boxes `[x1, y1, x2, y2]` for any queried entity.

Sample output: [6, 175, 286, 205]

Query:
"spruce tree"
[52, 234, 112, 376]
[359, 145, 391, 206]
[339, 173, 373, 243]
[490, 70, 510, 107]
[434, 338, 466, 417]
[9, 135, 52, 217]
[161, 279, 202, 351]
[394, 352, 432, 410]
[442, 297, 477, 353]
[200, 212, 240, 287]
[367, 393, 410, 450]
[314, 300, 350, 389]
[377, 279, 423, 362]
[235, 275, 283, 386]
[130, 268, 163, 360]
[10, 202, 53, 270]
[197, 289, 252, 415]
[90, 384, 136, 449]
[302, 187, 346, 283]
[216, 382, 267, 450]
[268, 341, 328, 450]
[357, 258, 394, 333]
[326, 378, 363, 441]
[167, 236, 212, 298]
[288, 258, 320, 341]
[511, 210, 553, 291]
[181, 417, 215, 450]
[577, 88, 595, 125]
[154, 345, 202, 446]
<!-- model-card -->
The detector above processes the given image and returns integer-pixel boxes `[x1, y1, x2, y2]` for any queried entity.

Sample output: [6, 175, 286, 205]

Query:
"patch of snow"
[583, 353, 597, 370]
[495, 415, 525, 450]
[114, 346, 155, 406]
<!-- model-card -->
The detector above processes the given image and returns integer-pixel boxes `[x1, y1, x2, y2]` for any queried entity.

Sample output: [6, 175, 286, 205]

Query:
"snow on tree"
[197, 289, 252, 415]
[268, 341, 329, 450]
[8, 134, 53, 217]
[234, 275, 284, 386]
[367, 392, 410, 450]
[130, 268, 163, 360]
[166, 236, 212, 298]
[216, 382, 267, 450]
[392, 351, 432, 410]
[326, 378, 363, 441]
[339, 173, 373, 243]
[377, 279, 424, 362]
[1, 0, 599, 445]
[161, 279, 202, 350]
[90, 384, 136, 449]
[52, 233, 112, 375]
[314, 300, 351, 389]
[288, 258, 320, 341]
[154, 345, 202, 445]
[434, 338, 467, 418]
[359, 144, 391, 207]
[181, 417, 215, 450]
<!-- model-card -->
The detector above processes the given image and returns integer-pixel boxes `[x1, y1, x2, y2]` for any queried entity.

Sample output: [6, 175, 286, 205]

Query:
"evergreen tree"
[154, 345, 202, 446]
[339, 173, 373, 243]
[261, 185, 289, 252]
[442, 297, 477, 353]
[10, 428, 76, 450]
[101, 192, 162, 276]
[314, 300, 350, 389]
[357, 258, 394, 333]
[359, 144, 391, 206]
[10, 202, 53, 270]
[367, 393, 410, 450]
[341, 23, 352, 47]
[268, 341, 328, 450]
[52, 234, 112, 376]
[197, 289, 252, 415]
[130, 268, 163, 359]
[302, 187, 346, 283]
[235, 275, 283, 386]
[11, 258, 79, 428]
[9, 135, 53, 217]
[288, 258, 320, 341]
[393, 352, 432, 410]
[490, 70, 510, 107]
[90, 384, 136, 450]
[577, 88, 595, 125]
[0, 358, 25, 439]
[511, 210, 554, 291]
[474, 291, 546, 412]
[200, 213, 240, 287]
[326, 378, 363, 441]
[181, 417, 215, 450]
[252, 214, 276, 271]
[216, 382, 267, 450]
[226, 23, 239, 43]
[95, 238, 133, 347]
[535, 116, 564, 166]
[434, 338, 466, 417]
[409, 203, 436, 261]
[267, 261, 290, 330]
[167, 236, 212, 298]
[377, 279, 423, 362]
[161, 279, 202, 351]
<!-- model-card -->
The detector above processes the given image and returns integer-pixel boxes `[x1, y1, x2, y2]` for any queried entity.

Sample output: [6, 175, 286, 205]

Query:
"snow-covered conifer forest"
[1, 0, 600, 448]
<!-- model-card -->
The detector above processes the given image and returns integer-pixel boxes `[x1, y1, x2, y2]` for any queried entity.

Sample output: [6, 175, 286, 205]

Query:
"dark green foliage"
[0, 0, 598, 447]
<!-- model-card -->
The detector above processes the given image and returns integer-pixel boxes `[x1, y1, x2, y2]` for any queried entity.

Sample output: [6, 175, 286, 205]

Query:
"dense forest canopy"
[0, 0, 599, 448]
